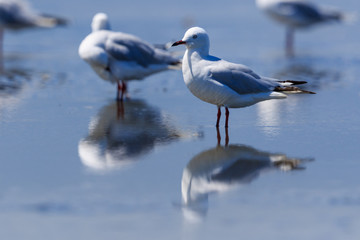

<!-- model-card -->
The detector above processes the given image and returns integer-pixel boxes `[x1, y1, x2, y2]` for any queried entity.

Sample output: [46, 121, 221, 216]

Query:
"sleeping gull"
[0, 0, 67, 67]
[256, 0, 350, 57]
[172, 27, 315, 128]
[78, 13, 181, 101]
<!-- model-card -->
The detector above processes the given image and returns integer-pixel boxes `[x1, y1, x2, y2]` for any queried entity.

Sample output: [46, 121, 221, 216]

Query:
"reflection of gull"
[256, 0, 350, 57]
[181, 128, 313, 222]
[0, 68, 33, 116]
[256, 99, 282, 136]
[256, 94, 299, 136]
[78, 13, 181, 101]
[78, 99, 183, 171]
[0, 0, 67, 67]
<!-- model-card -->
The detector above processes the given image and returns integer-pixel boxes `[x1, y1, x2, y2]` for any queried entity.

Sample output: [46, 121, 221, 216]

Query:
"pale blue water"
[0, 0, 360, 239]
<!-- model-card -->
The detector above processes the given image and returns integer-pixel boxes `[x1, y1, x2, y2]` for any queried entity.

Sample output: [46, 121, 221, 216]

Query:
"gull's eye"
[192, 34, 198, 39]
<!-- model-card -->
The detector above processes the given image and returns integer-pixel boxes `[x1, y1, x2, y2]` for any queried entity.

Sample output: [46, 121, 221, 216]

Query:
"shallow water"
[0, 0, 360, 239]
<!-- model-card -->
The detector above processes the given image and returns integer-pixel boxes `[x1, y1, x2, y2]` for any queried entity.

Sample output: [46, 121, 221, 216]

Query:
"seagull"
[78, 13, 181, 101]
[172, 27, 315, 128]
[256, 0, 349, 57]
[0, 0, 67, 68]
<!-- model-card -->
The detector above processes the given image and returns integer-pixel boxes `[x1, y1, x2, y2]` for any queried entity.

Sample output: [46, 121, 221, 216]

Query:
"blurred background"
[0, 0, 359, 239]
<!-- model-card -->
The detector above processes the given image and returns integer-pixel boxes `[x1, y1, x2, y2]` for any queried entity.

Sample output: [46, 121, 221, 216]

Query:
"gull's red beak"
[172, 40, 186, 47]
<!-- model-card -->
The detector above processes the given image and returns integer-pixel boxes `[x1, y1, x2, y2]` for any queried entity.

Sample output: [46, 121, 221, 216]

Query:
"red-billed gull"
[256, 0, 350, 57]
[78, 13, 181, 101]
[172, 27, 315, 128]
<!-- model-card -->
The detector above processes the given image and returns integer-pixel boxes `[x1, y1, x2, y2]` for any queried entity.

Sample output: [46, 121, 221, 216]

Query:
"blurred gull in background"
[256, 0, 353, 57]
[0, 0, 67, 70]
[78, 13, 181, 101]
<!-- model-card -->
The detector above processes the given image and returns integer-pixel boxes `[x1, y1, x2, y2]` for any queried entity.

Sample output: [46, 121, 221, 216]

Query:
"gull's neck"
[193, 46, 209, 58]
[91, 20, 111, 32]
[183, 48, 209, 86]
[256, 0, 282, 8]
[184, 48, 207, 70]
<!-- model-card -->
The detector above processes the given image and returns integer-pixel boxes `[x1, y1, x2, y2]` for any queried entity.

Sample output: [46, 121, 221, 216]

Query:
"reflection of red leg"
[216, 107, 221, 127]
[216, 126, 221, 146]
[225, 107, 229, 128]
[0, 28, 3, 74]
[286, 28, 294, 58]
[117, 81, 123, 101]
[116, 100, 124, 119]
[122, 82, 127, 99]
[216, 126, 229, 146]
[225, 127, 229, 146]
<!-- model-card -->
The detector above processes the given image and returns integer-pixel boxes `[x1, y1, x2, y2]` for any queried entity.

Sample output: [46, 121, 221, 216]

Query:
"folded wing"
[210, 61, 279, 95]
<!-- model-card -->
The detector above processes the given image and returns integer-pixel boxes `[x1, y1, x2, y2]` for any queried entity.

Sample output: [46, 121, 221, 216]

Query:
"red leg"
[216, 107, 221, 127]
[117, 81, 128, 101]
[225, 107, 229, 128]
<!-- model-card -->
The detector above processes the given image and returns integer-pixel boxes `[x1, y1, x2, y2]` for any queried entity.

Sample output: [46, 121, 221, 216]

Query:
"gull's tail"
[168, 60, 182, 70]
[274, 86, 316, 94]
[154, 42, 174, 50]
[35, 14, 68, 28]
[321, 7, 357, 24]
[340, 12, 358, 24]
[275, 80, 316, 94]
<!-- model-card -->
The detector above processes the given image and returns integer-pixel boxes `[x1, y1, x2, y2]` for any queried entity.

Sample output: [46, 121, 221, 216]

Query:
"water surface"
[0, 0, 360, 239]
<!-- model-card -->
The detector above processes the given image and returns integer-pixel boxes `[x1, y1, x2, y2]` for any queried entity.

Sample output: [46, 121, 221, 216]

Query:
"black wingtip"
[274, 86, 316, 94]
[303, 90, 316, 94]
[40, 14, 69, 26]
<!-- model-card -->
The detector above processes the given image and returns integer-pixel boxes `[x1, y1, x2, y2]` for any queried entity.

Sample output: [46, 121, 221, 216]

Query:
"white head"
[91, 13, 111, 32]
[172, 27, 210, 56]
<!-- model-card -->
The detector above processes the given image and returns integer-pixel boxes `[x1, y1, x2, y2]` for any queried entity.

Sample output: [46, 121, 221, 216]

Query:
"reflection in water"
[0, 67, 34, 116]
[256, 99, 283, 136]
[0, 67, 64, 118]
[256, 62, 340, 136]
[79, 99, 186, 171]
[181, 128, 313, 222]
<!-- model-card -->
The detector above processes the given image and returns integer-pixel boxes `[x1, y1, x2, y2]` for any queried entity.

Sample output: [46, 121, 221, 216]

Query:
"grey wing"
[210, 64, 280, 95]
[0, 2, 34, 29]
[105, 32, 176, 67]
[0, 1, 67, 29]
[275, 2, 323, 22]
